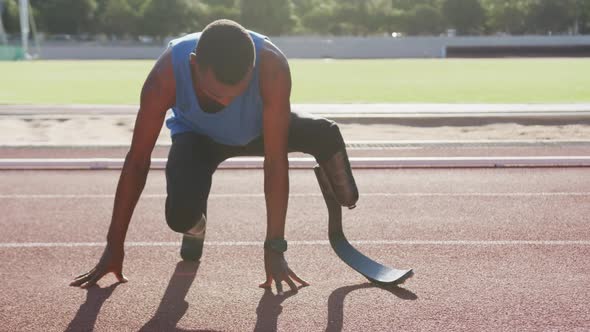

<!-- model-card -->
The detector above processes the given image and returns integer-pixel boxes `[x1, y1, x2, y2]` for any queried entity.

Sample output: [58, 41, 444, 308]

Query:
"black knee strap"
[184, 213, 207, 239]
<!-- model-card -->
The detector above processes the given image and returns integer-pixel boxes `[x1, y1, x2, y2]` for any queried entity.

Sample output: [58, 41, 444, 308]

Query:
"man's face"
[191, 58, 253, 110]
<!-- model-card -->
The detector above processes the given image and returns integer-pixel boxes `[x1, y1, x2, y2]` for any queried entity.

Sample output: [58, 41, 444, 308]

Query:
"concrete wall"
[39, 43, 164, 60]
[36, 35, 590, 60]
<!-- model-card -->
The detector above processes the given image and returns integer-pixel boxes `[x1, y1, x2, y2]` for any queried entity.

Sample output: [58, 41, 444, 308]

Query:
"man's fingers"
[283, 275, 298, 293]
[71, 268, 97, 283]
[115, 271, 128, 283]
[73, 268, 95, 280]
[70, 271, 96, 287]
[288, 270, 310, 287]
[81, 271, 105, 289]
[259, 276, 273, 289]
[274, 275, 284, 295]
[70, 274, 90, 286]
[71, 268, 126, 287]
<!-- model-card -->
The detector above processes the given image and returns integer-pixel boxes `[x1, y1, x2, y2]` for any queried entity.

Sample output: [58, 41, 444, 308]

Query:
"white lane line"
[2, 156, 590, 169]
[1, 192, 590, 199]
[1, 240, 589, 248]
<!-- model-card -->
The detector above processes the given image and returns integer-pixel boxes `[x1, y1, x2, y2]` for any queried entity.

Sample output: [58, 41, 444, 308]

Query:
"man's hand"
[70, 245, 128, 288]
[259, 249, 309, 295]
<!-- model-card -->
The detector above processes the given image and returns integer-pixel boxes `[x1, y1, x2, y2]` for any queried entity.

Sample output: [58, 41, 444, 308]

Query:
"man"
[70, 19, 358, 295]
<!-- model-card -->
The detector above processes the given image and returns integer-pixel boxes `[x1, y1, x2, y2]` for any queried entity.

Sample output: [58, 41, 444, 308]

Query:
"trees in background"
[526, 0, 577, 34]
[194, 0, 240, 31]
[296, 0, 336, 34]
[241, 0, 296, 35]
[140, 0, 193, 38]
[442, 0, 486, 34]
[483, 0, 528, 35]
[405, 4, 444, 35]
[1, 0, 20, 33]
[579, 0, 590, 33]
[96, 0, 140, 36]
[4, 0, 590, 38]
[31, 0, 97, 34]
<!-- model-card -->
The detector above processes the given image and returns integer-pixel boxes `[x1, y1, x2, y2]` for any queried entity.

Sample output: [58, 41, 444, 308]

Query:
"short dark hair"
[195, 20, 255, 85]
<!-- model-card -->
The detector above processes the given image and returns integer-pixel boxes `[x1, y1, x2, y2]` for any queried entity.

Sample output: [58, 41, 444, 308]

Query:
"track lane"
[1, 168, 589, 331]
[1, 191, 590, 244]
[0, 245, 588, 331]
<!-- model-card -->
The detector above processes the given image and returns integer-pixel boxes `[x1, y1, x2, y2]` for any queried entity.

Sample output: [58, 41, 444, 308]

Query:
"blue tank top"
[166, 31, 268, 146]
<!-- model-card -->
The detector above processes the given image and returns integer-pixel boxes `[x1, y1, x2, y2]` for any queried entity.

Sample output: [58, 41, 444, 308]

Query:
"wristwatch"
[264, 238, 288, 253]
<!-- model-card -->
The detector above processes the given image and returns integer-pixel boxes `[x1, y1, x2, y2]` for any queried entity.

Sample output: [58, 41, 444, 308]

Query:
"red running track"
[0, 168, 589, 331]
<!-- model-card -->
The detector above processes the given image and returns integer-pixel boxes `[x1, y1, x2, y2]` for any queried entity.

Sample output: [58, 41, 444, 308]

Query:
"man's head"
[190, 19, 255, 108]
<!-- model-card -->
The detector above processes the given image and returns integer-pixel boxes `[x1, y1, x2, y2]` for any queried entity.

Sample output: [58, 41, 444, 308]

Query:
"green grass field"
[1, 58, 589, 104]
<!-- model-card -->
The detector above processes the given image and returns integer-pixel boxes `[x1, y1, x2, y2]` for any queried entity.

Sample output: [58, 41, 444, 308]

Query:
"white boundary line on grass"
[1, 156, 590, 169]
[1, 240, 589, 248]
[3, 103, 590, 115]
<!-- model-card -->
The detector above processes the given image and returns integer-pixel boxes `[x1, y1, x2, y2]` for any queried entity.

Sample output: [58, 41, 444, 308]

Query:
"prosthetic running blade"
[314, 166, 413, 285]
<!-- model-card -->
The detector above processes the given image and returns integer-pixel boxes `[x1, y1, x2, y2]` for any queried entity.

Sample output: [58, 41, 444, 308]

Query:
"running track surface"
[1, 168, 589, 331]
[2, 144, 590, 158]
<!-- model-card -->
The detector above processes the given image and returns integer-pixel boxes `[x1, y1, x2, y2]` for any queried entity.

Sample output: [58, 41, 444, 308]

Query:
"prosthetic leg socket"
[318, 150, 359, 209]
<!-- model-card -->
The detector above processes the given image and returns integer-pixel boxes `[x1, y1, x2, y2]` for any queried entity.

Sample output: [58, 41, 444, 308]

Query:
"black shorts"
[165, 111, 346, 233]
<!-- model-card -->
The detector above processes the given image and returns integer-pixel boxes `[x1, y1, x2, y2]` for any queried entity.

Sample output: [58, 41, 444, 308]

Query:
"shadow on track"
[254, 288, 301, 331]
[325, 282, 417, 332]
[253, 282, 416, 332]
[65, 282, 123, 332]
[140, 261, 220, 332]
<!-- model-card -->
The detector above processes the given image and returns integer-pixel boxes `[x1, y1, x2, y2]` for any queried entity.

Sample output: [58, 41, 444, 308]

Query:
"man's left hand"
[259, 250, 309, 295]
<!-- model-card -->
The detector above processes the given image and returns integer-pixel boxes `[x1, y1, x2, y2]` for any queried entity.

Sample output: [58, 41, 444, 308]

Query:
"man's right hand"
[69, 244, 128, 288]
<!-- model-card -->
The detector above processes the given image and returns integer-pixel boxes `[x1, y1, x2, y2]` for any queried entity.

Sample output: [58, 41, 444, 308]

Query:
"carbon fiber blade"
[314, 165, 413, 285]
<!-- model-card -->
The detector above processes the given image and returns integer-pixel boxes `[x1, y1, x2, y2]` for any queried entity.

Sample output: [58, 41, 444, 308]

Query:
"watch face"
[266, 239, 287, 252]
[274, 240, 287, 252]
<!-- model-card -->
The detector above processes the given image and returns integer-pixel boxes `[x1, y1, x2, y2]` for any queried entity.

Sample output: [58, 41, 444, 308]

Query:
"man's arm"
[70, 49, 175, 288]
[258, 41, 308, 294]
[106, 49, 175, 247]
[260, 42, 291, 241]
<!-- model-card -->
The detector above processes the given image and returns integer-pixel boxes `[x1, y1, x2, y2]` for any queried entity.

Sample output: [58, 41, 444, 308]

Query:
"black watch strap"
[264, 238, 288, 253]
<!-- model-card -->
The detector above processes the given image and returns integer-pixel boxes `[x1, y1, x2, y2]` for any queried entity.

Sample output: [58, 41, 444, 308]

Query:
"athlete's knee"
[316, 118, 341, 140]
[165, 201, 205, 234]
[313, 119, 345, 160]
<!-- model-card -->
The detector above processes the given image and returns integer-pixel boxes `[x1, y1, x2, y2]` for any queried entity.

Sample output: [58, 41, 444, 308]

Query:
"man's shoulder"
[259, 40, 289, 74]
[141, 47, 175, 111]
[168, 32, 202, 48]
[258, 39, 291, 105]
